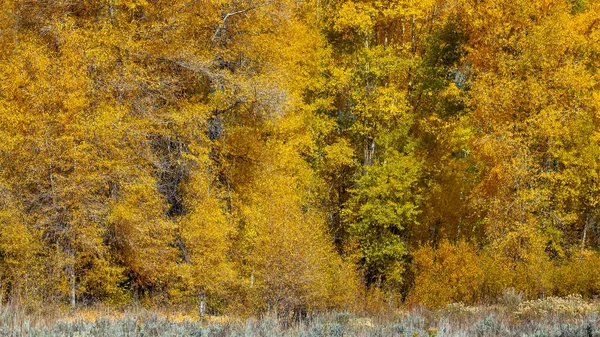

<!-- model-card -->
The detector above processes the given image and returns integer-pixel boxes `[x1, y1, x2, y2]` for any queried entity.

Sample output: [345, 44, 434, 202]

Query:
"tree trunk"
[70, 271, 76, 309]
[581, 213, 594, 249]
[199, 292, 206, 324]
[363, 137, 375, 166]
[68, 254, 76, 309]
[408, 15, 416, 94]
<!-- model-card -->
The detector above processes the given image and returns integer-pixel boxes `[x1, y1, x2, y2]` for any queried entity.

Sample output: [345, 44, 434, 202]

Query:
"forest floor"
[0, 296, 599, 336]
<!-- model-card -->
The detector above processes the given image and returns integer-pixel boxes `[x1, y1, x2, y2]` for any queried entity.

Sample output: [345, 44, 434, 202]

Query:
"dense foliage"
[0, 0, 599, 313]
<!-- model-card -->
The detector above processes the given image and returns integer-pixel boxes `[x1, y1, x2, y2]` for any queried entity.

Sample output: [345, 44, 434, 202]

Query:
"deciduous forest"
[0, 0, 599, 318]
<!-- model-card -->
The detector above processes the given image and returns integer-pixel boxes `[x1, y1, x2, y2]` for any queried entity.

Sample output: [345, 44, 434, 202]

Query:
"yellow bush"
[553, 250, 600, 298]
[409, 240, 483, 309]
[481, 224, 553, 300]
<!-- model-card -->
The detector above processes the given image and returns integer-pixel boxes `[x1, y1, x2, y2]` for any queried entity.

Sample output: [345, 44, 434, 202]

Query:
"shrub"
[553, 250, 600, 298]
[499, 288, 524, 310]
[409, 240, 483, 309]
[515, 295, 597, 321]
[469, 314, 510, 337]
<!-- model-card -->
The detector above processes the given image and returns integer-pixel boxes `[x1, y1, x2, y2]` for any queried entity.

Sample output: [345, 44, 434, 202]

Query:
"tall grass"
[0, 297, 598, 336]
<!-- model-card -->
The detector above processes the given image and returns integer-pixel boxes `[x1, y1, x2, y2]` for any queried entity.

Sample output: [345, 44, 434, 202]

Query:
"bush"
[499, 288, 523, 310]
[409, 240, 484, 309]
[553, 250, 600, 298]
[515, 295, 597, 321]
[469, 314, 510, 337]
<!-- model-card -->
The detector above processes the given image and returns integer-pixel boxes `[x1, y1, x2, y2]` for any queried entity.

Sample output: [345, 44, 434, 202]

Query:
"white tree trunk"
[199, 292, 206, 323]
[69, 260, 76, 309]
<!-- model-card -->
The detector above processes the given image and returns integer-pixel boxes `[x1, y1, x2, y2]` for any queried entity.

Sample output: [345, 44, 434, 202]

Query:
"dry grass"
[0, 296, 597, 336]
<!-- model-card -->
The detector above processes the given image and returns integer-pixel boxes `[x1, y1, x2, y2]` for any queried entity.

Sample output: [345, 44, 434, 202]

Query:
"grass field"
[0, 313, 597, 336]
[1, 296, 599, 337]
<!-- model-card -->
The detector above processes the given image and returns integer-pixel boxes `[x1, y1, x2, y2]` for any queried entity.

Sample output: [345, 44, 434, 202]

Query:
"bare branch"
[211, 6, 263, 42]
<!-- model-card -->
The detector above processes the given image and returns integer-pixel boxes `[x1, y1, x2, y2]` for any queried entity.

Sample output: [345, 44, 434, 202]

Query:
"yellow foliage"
[409, 240, 483, 309]
[553, 250, 600, 298]
[0, 0, 599, 314]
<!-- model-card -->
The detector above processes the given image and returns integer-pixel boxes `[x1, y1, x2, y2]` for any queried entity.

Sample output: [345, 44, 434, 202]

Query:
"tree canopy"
[0, 0, 599, 313]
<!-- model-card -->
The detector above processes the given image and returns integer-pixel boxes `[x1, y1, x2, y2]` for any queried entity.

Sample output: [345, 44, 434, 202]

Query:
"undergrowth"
[0, 297, 598, 337]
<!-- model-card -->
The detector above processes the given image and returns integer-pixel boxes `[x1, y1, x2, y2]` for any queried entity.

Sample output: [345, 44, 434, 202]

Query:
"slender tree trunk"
[401, 20, 405, 44]
[70, 271, 76, 309]
[408, 15, 416, 95]
[582, 213, 593, 249]
[199, 292, 206, 324]
[411, 16, 416, 56]
[582, 222, 588, 249]
[363, 137, 375, 166]
[68, 252, 76, 309]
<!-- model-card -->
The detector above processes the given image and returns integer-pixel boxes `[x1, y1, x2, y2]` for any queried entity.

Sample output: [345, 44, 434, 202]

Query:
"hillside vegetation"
[0, 0, 599, 315]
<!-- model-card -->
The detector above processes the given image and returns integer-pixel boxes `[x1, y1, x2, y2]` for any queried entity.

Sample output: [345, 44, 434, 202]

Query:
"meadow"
[1, 295, 599, 337]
